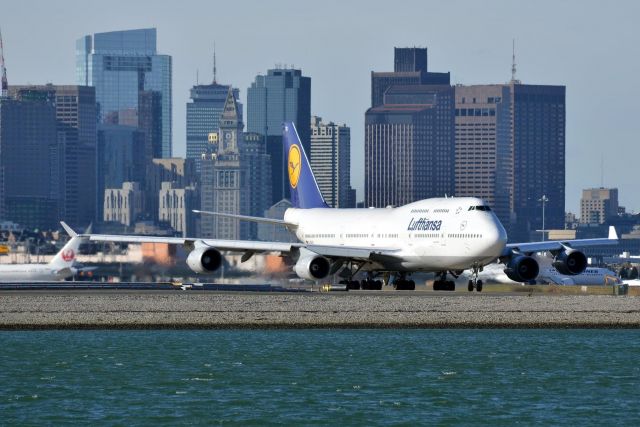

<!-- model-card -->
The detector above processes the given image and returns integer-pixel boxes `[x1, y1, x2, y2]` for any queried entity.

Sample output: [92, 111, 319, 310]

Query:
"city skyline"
[2, 0, 639, 213]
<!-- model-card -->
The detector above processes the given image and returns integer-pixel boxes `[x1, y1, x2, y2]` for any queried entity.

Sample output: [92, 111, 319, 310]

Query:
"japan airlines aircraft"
[0, 222, 84, 281]
[78, 122, 618, 291]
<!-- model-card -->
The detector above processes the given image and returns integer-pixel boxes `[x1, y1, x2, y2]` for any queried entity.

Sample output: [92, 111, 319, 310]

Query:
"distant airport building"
[9, 85, 97, 228]
[581, 188, 618, 224]
[310, 116, 355, 208]
[247, 67, 311, 204]
[0, 91, 59, 229]
[103, 182, 143, 227]
[76, 28, 172, 157]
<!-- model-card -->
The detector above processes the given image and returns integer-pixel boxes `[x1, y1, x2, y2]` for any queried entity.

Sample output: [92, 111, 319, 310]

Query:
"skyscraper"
[580, 188, 618, 224]
[310, 116, 354, 208]
[454, 82, 566, 241]
[9, 85, 98, 228]
[511, 84, 565, 241]
[454, 85, 512, 226]
[186, 82, 240, 163]
[365, 85, 455, 207]
[365, 48, 454, 208]
[247, 68, 311, 204]
[0, 92, 59, 229]
[96, 125, 145, 222]
[241, 132, 272, 239]
[371, 47, 450, 108]
[200, 89, 246, 239]
[76, 28, 172, 157]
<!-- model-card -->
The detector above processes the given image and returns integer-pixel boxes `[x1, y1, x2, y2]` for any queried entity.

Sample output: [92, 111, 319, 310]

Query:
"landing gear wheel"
[447, 281, 455, 291]
[476, 280, 483, 292]
[408, 280, 415, 291]
[468, 280, 474, 292]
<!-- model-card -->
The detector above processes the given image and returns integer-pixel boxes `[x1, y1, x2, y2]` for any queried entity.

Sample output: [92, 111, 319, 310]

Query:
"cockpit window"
[468, 205, 492, 211]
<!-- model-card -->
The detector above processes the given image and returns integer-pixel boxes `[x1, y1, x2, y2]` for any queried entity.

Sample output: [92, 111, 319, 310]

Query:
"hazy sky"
[3, 0, 640, 213]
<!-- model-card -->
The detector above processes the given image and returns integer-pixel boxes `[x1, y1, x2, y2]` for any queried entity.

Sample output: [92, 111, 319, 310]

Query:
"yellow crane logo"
[288, 144, 301, 188]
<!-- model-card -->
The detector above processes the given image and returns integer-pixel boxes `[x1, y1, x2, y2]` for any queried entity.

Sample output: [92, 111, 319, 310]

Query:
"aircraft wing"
[85, 231, 401, 267]
[502, 226, 619, 256]
[86, 233, 300, 254]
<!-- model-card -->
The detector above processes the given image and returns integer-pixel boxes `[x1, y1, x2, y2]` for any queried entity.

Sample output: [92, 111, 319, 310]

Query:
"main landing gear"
[433, 271, 456, 291]
[393, 275, 416, 291]
[467, 264, 483, 292]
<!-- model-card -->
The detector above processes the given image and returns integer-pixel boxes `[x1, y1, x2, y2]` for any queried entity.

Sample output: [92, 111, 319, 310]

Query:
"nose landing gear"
[467, 264, 483, 292]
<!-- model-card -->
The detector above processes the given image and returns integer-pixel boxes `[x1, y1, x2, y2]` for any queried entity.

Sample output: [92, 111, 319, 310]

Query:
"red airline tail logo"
[61, 249, 75, 262]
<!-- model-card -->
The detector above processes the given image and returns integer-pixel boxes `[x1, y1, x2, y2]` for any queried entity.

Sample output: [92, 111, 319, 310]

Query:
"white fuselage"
[0, 264, 68, 282]
[284, 197, 507, 272]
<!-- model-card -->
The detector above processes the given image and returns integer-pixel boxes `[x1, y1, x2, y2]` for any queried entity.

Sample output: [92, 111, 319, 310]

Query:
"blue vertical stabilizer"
[283, 122, 329, 209]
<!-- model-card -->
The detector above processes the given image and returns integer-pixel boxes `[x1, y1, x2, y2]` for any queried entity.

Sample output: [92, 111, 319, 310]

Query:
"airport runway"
[0, 289, 639, 328]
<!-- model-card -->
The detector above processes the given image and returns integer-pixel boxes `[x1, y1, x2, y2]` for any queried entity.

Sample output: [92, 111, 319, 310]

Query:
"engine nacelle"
[504, 255, 540, 282]
[186, 247, 223, 273]
[294, 250, 330, 281]
[552, 248, 587, 276]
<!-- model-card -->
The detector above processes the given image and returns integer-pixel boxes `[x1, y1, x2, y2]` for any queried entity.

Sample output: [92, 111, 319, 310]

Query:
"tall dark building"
[9, 85, 97, 228]
[511, 84, 566, 241]
[138, 90, 162, 163]
[186, 82, 239, 164]
[365, 85, 455, 207]
[0, 92, 59, 229]
[371, 47, 450, 108]
[394, 47, 428, 72]
[365, 48, 454, 208]
[454, 83, 566, 241]
[247, 68, 311, 204]
[96, 125, 145, 221]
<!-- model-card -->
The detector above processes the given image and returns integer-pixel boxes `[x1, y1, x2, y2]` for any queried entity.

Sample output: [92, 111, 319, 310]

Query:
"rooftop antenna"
[213, 42, 217, 84]
[196, 68, 199, 85]
[0, 27, 7, 98]
[510, 39, 520, 84]
[600, 153, 604, 187]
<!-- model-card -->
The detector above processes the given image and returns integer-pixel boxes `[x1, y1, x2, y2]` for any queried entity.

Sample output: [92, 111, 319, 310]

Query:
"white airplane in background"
[461, 251, 621, 286]
[75, 122, 618, 291]
[0, 222, 84, 281]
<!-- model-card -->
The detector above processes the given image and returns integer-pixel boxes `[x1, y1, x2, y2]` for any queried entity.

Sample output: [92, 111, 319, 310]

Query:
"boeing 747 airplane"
[0, 223, 84, 281]
[77, 122, 618, 291]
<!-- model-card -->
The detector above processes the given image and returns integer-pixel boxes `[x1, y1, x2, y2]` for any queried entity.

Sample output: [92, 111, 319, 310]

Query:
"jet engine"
[504, 255, 539, 282]
[552, 248, 587, 275]
[186, 247, 223, 273]
[294, 250, 330, 281]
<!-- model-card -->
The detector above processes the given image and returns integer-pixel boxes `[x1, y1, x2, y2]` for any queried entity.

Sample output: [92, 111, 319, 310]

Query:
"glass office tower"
[76, 28, 172, 157]
[247, 68, 310, 204]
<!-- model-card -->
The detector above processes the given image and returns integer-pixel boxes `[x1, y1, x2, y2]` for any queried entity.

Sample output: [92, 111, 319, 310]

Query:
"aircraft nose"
[484, 216, 508, 257]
